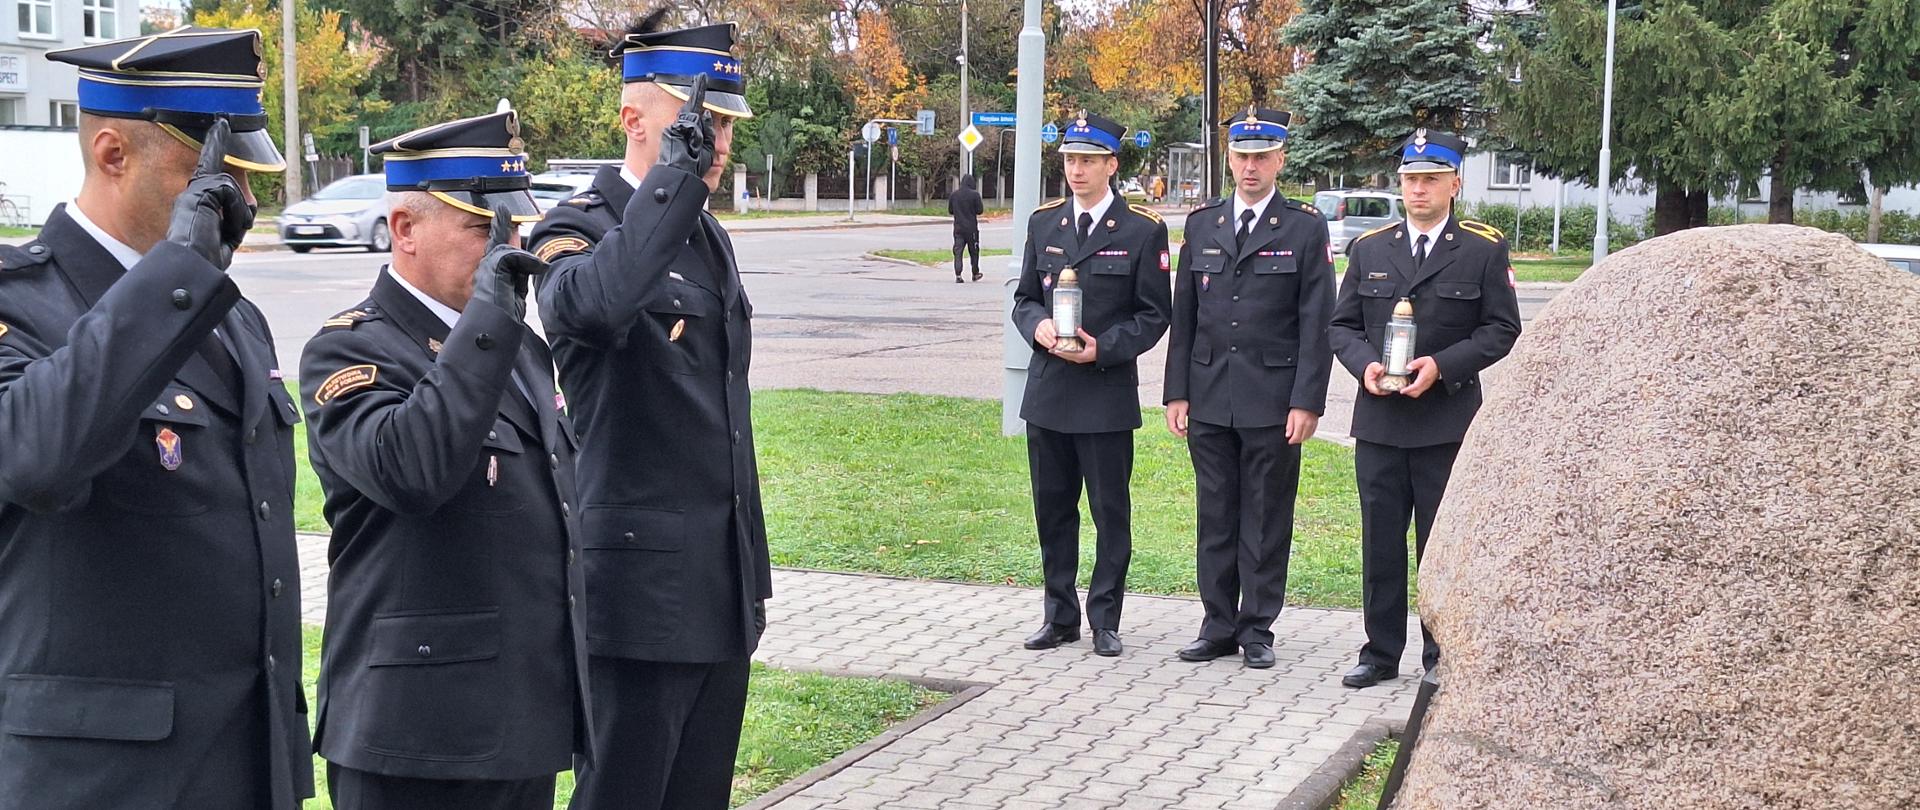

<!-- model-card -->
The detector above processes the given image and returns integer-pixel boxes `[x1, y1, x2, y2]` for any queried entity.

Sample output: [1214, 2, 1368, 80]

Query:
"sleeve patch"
[535, 236, 592, 262]
[314, 364, 378, 405]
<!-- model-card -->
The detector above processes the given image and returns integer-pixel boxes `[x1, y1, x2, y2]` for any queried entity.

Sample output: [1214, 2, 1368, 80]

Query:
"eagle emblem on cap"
[1414, 128, 1428, 147]
[1075, 110, 1088, 128]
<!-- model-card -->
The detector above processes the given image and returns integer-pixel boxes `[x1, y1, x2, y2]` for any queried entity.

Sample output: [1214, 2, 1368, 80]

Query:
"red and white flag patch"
[1507, 266, 1517, 288]
[1159, 250, 1171, 272]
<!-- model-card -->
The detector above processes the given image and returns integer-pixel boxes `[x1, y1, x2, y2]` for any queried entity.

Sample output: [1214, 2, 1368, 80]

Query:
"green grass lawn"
[1333, 738, 1400, 810]
[871, 247, 1014, 266]
[292, 388, 1389, 608]
[297, 625, 940, 809]
[0, 225, 37, 238]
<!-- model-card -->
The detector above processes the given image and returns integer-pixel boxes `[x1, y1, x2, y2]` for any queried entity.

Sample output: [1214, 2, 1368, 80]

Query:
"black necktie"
[1414, 233, 1430, 268]
[1077, 212, 1093, 247]
[1237, 209, 1257, 244]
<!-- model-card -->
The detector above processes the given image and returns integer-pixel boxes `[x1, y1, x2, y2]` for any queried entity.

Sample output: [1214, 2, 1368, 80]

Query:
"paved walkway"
[296, 536, 1422, 809]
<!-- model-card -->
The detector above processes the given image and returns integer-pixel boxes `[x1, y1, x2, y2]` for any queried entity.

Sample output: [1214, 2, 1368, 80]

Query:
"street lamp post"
[1002, 0, 1046, 435]
[958, 0, 971, 179]
[1201, 0, 1221, 198]
[1592, 0, 1618, 264]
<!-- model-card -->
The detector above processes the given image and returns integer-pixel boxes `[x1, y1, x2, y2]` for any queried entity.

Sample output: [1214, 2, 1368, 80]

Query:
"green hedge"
[1453, 202, 1920, 254]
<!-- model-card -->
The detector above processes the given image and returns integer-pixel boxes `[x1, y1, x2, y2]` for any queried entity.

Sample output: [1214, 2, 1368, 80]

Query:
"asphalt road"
[233, 216, 1562, 441]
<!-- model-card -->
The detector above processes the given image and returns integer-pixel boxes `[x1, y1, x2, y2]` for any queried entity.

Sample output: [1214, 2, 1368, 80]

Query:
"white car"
[529, 171, 600, 214]
[1860, 243, 1920, 275]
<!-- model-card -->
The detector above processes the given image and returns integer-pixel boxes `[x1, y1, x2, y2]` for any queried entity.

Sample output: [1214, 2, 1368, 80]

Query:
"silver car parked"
[280, 174, 391, 253]
[1314, 190, 1405, 255]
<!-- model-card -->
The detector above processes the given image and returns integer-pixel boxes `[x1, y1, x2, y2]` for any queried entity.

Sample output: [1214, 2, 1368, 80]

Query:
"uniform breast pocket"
[1090, 258, 1131, 278]
[1191, 255, 1225, 276]
[361, 607, 505, 761]
[447, 420, 527, 516]
[1254, 256, 1299, 275]
[580, 505, 686, 645]
[643, 286, 717, 376]
[99, 386, 218, 517]
[1431, 281, 1482, 328]
[1356, 279, 1398, 320]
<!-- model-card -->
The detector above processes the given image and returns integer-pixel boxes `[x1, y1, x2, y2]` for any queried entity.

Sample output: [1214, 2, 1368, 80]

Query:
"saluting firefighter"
[0, 27, 312, 809]
[526, 12, 768, 810]
[1328, 129, 1522, 689]
[1165, 108, 1334, 669]
[1010, 111, 1173, 657]
[299, 109, 592, 809]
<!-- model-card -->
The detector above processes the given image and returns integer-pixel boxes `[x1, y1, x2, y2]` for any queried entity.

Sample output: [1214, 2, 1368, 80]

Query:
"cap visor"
[430, 189, 543, 223]
[1397, 162, 1458, 175]
[159, 122, 287, 172]
[1058, 143, 1115, 155]
[658, 83, 754, 119]
[1228, 140, 1286, 154]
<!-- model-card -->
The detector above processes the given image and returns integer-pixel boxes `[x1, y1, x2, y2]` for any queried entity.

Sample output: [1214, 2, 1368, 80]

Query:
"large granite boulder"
[1396, 225, 1920, 808]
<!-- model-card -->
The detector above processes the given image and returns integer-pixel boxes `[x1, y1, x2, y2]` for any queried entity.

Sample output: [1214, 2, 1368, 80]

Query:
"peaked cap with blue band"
[1399, 128, 1468, 174]
[1058, 111, 1126, 156]
[1226, 107, 1291, 154]
[370, 110, 542, 223]
[615, 22, 753, 119]
[47, 26, 286, 172]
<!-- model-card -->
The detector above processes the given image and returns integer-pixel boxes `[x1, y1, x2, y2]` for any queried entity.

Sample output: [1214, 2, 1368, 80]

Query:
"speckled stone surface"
[1396, 225, 1920, 809]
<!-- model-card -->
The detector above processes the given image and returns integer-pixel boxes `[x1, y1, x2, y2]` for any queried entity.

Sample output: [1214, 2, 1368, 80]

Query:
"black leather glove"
[657, 74, 715, 179]
[165, 119, 252, 269]
[470, 207, 547, 323]
[752, 599, 767, 639]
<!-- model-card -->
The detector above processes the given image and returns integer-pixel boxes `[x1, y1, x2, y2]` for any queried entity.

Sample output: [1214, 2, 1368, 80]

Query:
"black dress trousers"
[1187, 419, 1302, 646]
[1027, 426, 1135, 631]
[1354, 440, 1461, 671]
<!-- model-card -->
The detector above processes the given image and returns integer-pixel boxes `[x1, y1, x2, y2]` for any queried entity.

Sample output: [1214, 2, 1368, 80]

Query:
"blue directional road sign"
[1040, 123, 1060, 144]
[972, 112, 1018, 128]
[1134, 130, 1153, 149]
[887, 126, 898, 146]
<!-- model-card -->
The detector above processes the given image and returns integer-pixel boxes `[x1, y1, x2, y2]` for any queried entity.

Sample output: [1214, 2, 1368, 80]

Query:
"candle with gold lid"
[1378, 297, 1417, 393]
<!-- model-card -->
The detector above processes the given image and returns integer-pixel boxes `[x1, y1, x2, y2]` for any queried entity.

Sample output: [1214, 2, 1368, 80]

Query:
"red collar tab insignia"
[155, 427, 183, 471]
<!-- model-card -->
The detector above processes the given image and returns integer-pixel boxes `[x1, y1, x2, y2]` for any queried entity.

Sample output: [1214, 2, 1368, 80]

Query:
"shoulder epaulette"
[1190, 197, 1227, 213]
[1353, 222, 1399, 244]
[1035, 198, 1068, 212]
[563, 192, 602, 209]
[320, 306, 381, 331]
[0, 242, 53, 274]
[1458, 220, 1505, 243]
[1128, 203, 1163, 224]
[1285, 198, 1321, 217]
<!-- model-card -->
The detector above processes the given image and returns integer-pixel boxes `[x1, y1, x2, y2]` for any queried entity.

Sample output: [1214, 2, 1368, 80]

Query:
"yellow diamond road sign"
[957, 125, 985, 152]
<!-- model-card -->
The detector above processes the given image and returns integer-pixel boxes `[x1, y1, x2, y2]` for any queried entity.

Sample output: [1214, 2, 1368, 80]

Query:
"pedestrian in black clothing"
[949, 174, 985, 282]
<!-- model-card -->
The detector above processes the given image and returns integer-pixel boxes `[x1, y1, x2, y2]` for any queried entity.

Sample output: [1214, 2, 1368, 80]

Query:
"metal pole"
[1551, 175, 1564, 254]
[848, 148, 856, 221]
[1002, 0, 1046, 436]
[865, 145, 873, 212]
[280, 0, 302, 204]
[959, 0, 971, 178]
[1592, 0, 1618, 264]
[1202, 0, 1220, 199]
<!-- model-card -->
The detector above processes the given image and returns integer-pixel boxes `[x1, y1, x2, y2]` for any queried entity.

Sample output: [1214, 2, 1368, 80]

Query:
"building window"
[1491, 153, 1532, 189]
[16, 0, 54, 38]
[49, 100, 78, 128]
[0, 98, 20, 126]
[83, 0, 117, 40]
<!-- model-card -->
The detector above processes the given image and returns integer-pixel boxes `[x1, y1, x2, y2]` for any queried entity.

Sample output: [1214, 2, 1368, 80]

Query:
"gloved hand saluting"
[469, 204, 548, 323]
[165, 118, 253, 269]
[657, 74, 715, 180]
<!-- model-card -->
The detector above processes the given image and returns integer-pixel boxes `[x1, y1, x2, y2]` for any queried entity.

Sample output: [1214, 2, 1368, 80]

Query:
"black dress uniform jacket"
[0, 206, 312, 809]
[530, 164, 770, 664]
[299, 272, 591, 781]
[1166, 195, 1335, 424]
[1011, 198, 1173, 432]
[1329, 218, 1523, 446]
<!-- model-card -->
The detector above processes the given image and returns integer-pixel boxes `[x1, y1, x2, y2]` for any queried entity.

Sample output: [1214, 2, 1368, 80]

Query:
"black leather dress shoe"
[1340, 663, 1399, 689]
[1242, 643, 1275, 669]
[1092, 629, 1123, 656]
[1023, 623, 1080, 650]
[1176, 638, 1237, 662]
